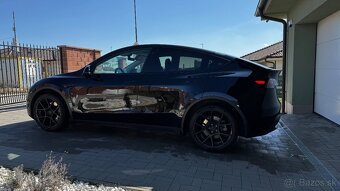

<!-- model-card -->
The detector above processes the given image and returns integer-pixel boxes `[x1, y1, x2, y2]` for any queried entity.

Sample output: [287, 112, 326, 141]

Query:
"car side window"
[142, 48, 205, 73]
[179, 56, 202, 71]
[93, 49, 150, 74]
[159, 56, 172, 69]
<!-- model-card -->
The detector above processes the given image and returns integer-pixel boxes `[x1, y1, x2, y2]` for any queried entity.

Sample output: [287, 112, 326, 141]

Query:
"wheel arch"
[30, 87, 72, 119]
[181, 96, 248, 136]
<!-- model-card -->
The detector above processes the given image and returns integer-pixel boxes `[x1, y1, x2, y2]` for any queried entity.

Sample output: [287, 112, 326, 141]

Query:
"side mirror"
[83, 65, 92, 77]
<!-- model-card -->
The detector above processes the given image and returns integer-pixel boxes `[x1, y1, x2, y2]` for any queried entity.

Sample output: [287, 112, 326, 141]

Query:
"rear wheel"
[189, 105, 238, 151]
[33, 94, 67, 131]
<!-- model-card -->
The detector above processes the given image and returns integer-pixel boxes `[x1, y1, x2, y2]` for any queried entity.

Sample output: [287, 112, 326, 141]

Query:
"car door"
[135, 47, 208, 126]
[70, 48, 151, 122]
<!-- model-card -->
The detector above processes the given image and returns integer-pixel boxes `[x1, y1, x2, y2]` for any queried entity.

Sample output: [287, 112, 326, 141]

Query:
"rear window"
[207, 57, 242, 72]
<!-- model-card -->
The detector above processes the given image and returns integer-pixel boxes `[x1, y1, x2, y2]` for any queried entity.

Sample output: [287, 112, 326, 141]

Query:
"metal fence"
[0, 42, 62, 106]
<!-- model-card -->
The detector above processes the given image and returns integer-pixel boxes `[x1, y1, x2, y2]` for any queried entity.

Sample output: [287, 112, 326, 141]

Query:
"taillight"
[255, 79, 277, 88]
[255, 80, 266, 85]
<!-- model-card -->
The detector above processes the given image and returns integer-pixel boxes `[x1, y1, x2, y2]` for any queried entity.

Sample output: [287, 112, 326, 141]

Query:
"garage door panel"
[315, 10, 340, 125]
[316, 39, 340, 69]
[315, 69, 340, 99]
[315, 93, 340, 125]
[317, 10, 340, 44]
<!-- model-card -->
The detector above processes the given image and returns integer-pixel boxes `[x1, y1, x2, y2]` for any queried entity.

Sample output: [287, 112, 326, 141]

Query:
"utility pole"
[133, 0, 138, 45]
[12, 11, 18, 46]
[200, 43, 204, 49]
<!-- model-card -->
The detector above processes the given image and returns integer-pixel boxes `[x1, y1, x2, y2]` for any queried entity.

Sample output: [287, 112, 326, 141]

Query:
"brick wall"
[58, 45, 101, 73]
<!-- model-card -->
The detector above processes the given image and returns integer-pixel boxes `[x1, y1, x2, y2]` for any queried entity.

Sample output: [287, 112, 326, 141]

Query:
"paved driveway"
[0, 108, 336, 191]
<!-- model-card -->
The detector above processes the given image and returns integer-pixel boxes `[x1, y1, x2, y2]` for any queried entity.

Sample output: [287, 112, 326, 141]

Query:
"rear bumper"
[245, 113, 281, 137]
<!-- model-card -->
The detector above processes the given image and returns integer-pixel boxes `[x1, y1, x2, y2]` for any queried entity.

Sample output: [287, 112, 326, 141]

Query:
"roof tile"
[241, 41, 283, 61]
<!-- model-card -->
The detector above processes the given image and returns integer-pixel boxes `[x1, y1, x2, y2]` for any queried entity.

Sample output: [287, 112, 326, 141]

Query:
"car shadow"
[0, 120, 314, 175]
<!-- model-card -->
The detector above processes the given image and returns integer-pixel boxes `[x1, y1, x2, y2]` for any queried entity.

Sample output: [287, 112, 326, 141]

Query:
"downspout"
[264, 57, 276, 68]
[257, 1, 287, 113]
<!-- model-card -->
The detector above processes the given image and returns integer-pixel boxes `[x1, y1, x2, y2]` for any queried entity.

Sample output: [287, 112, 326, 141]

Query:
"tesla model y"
[27, 44, 281, 151]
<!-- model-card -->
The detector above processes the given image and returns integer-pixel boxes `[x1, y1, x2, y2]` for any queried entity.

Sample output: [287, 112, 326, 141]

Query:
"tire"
[189, 105, 238, 152]
[33, 93, 68, 131]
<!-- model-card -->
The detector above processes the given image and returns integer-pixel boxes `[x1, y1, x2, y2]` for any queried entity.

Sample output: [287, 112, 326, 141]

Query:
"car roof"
[118, 44, 237, 61]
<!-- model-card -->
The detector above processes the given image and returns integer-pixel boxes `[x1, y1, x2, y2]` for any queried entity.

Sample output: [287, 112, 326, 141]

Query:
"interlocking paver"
[192, 178, 203, 187]
[282, 114, 340, 182]
[200, 181, 221, 191]
[0, 109, 339, 190]
[179, 185, 200, 191]
[195, 168, 215, 180]
[222, 174, 241, 186]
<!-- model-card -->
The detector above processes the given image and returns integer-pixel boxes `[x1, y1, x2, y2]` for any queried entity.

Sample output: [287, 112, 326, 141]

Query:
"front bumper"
[26, 93, 33, 118]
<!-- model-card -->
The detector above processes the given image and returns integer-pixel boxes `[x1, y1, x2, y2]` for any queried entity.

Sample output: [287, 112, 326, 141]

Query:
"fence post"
[59, 46, 65, 73]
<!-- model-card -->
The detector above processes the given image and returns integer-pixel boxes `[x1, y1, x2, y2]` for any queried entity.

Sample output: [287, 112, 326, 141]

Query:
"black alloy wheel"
[33, 94, 67, 131]
[190, 106, 238, 151]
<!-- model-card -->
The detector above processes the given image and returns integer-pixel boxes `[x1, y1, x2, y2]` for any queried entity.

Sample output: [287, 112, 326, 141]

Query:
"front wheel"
[33, 94, 68, 131]
[189, 106, 238, 151]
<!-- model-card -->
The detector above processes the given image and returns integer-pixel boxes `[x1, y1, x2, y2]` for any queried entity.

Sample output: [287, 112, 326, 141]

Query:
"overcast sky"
[0, 0, 282, 56]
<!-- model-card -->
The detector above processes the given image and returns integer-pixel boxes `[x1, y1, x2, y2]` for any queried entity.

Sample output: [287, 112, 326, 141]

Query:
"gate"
[0, 42, 62, 106]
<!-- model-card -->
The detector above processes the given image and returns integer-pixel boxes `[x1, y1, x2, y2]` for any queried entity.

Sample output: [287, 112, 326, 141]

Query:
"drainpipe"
[257, 2, 287, 114]
[264, 57, 276, 69]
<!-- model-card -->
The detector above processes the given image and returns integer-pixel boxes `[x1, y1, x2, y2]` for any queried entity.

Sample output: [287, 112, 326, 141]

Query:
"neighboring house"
[241, 41, 283, 97]
[241, 41, 283, 70]
[255, 0, 340, 125]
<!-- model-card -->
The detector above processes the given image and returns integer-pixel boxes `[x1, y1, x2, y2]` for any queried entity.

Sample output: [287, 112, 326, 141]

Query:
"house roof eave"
[255, 0, 267, 17]
[255, 0, 295, 19]
[241, 41, 283, 61]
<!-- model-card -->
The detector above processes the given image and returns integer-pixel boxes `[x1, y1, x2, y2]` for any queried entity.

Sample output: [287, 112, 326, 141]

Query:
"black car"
[27, 44, 281, 151]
